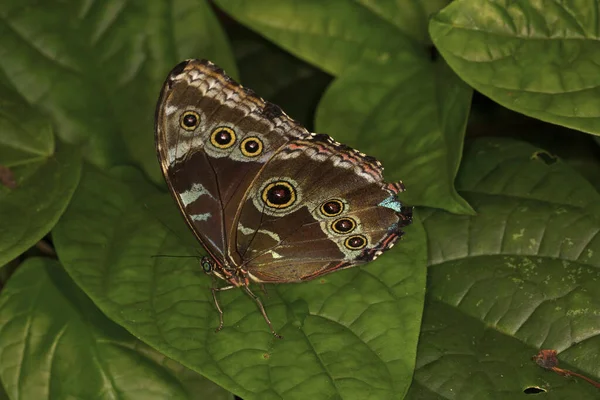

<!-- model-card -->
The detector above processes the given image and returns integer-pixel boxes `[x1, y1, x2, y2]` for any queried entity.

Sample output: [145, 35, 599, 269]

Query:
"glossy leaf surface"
[53, 167, 427, 400]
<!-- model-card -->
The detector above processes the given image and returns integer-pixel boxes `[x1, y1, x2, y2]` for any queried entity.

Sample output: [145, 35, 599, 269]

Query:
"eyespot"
[262, 181, 296, 209]
[332, 218, 356, 234]
[320, 199, 344, 217]
[240, 137, 263, 157]
[180, 111, 200, 131]
[345, 235, 367, 250]
[210, 127, 236, 149]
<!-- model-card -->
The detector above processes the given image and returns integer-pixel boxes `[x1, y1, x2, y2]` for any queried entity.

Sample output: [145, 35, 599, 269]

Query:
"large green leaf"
[0, 90, 81, 267]
[216, 0, 447, 76]
[0, 257, 233, 400]
[0, 0, 237, 181]
[430, 0, 600, 136]
[231, 26, 332, 130]
[215, 0, 473, 214]
[409, 138, 600, 398]
[316, 58, 473, 214]
[52, 166, 427, 400]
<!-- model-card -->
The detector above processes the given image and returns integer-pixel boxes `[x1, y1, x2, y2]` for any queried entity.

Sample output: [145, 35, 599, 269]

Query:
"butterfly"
[155, 60, 413, 338]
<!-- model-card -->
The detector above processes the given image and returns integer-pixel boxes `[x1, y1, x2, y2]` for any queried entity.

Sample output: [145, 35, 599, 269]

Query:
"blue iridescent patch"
[387, 222, 399, 232]
[378, 196, 403, 212]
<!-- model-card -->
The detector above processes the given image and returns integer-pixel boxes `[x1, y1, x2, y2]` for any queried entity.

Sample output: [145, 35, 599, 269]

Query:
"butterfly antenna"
[151, 254, 202, 259]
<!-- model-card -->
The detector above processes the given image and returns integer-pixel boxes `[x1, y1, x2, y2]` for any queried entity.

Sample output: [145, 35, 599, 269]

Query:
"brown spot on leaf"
[533, 349, 558, 369]
[533, 349, 600, 389]
[0, 165, 17, 189]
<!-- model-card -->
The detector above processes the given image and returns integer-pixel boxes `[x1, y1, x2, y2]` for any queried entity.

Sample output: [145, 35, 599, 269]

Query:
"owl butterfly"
[155, 60, 413, 338]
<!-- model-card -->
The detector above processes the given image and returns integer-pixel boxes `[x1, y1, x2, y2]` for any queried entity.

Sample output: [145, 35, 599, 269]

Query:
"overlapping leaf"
[430, 0, 600, 136]
[0, 88, 81, 267]
[53, 167, 427, 400]
[409, 138, 600, 398]
[0, 258, 232, 399]
[215, 0, 474, 214]
[0, 0, 237, 181]
[316, 57, 472, 214]
[231, 26, 331, 129]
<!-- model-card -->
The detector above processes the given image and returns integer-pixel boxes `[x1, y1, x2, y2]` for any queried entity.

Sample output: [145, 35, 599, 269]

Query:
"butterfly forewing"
[155, 60, 309, 265]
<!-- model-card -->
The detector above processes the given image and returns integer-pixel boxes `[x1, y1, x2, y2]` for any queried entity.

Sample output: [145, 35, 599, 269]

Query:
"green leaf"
[231, 26, 331, 129]
[53, 167, 427, 400]
[215, 0, 417, 76]
[316, 58, 474, 214]
[411, 138, 600, 398]
[0, 257, 233, 400]
[216, 0, 474, 214]
[0, 93, 81, 266]
[0, 0, 237, 181]
[430, 0, 600, 136]
[0, 84, 53, 165]
[458, 138, 600, 209]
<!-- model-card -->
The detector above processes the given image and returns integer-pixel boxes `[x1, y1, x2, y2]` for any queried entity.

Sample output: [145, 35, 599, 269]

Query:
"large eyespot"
[320, 199, 344, 217]
[345, 235, 367, 250]
[332, 218, 356, 234]
[240, 137, 263, 157]
[210, 127, 236, 149]
[262, 181, 296, 209]
[180, 111, 200, 131]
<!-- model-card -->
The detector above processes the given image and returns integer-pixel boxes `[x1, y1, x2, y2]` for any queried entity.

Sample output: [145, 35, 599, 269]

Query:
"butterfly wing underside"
[155, 59, 310, 265]
[235, 135, 413, 283]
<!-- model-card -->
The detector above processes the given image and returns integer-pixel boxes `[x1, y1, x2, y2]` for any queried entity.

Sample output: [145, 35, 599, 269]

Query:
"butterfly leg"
[259, 283, 269, 296]
[211, 284, 235, 333]
[242, 286, 282, 339]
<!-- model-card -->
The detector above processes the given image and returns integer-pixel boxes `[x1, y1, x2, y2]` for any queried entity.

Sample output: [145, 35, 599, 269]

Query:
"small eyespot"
[210, 127, 236, 149]
[345, 235, 367, 250]
[320, 199, 344, 217]
[332, 218, 356, 234]
[180, 111, 200, 130]
[241, 137, 263, 157]
[262, 181, 296, 209]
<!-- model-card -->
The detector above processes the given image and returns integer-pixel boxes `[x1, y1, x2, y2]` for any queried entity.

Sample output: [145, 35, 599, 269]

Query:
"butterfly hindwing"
[234, 135, 412, 283]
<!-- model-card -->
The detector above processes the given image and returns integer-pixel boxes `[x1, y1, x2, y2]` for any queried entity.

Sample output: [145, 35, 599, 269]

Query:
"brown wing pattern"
[234, 134, 412, 283]
[155, 59, 309, 263]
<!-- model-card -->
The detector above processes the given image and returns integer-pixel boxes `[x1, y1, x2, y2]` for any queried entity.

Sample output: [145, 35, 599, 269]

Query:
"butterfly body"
[155, 60, 412, 337]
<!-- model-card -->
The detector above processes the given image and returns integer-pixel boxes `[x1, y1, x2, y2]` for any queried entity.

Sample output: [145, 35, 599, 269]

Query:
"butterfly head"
[200, 256, 213, 274]
[201, 255, 251, 288]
